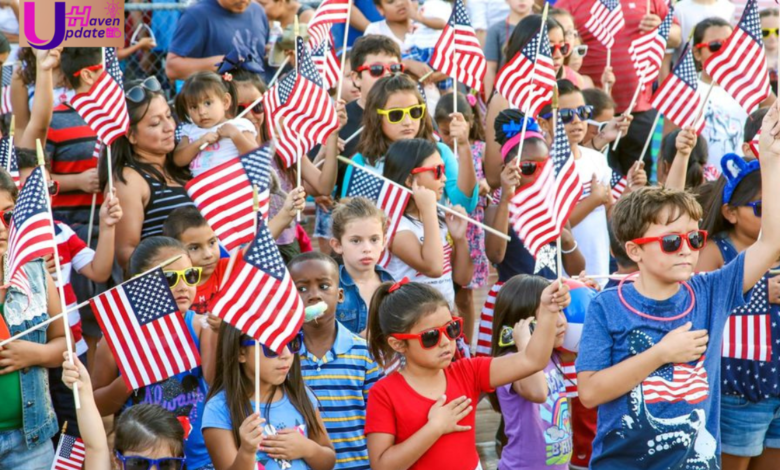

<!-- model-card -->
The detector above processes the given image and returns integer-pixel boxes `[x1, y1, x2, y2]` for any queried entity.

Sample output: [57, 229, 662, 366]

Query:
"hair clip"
[503, 117, 540, 139]
[222, 72, 233, 82]
[388, 277, 410, 293]
[466, 94, 477, 107]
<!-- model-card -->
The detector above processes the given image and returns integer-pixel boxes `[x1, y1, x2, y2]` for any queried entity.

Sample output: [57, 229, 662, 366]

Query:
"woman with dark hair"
[101, 78, 194, 269]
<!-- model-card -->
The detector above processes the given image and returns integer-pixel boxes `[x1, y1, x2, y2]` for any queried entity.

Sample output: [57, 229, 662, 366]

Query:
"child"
[762, 8, 779, 94]
[657, 128, 714, 190]
[365, 279, 570, 469]
[382, 138, 472, 311]
[339, 51, 361, 104]
[173, 71, 258, 177]
[329, 197, 396, 335]
[91, 236, 212, 470]
[15, 148, 122, 440]
[673, 0, 734, 60]
[365, 0, 414, 52]
[61, 355, 188, 470]
[581, 88, 633, 154]
[343, 73, 478, 216]
[575, 104, 780, 468]
[605, 226, 638, 290]
[743, 107, 769, 159]
[288, 252, 384, 469]
[202, 323, 336, 470]
[489, 275, 572, 469]
[483, 0, 534, 96]
[435, 92, 489, 342]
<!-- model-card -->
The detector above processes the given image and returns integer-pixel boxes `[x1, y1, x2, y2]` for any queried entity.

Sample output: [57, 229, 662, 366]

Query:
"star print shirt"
[576, 251, 748, 469]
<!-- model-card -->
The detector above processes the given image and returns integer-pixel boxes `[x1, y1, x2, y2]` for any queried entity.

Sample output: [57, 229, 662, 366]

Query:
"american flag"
[704, 0, 770, 114]
[307, 0, 350, 49]
[265, 37, 339, 168]
[643, 356, 709, 404]
[476, 281, 503, 356]
[343, 168, 410, 268]
[212, 218, 304, 354]
[0, 64, 12, 115]
[71, 47, 129, 145]
[185, 145, 272, 252]
[610, 170, 627, 200]
[90, 268, 201, 391]
[509, 115, 582, 256]
[584, 0, 625, 49]
[629, 7, 674, 85]
[8, 166, 55, 297]
[429, 0, 486, 91]
[51, 434, 87, 470]
[494, 19, 555, 117]
[722, 274, 773, 362]
[0, 136, 19, 187]
[311, 34, 340, 90]
[52, 434, 86, 470]
[651, 45, 705, 134]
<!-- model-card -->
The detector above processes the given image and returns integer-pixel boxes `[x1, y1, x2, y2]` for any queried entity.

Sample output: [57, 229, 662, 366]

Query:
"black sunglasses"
[126, 76, 163, 103]
[632, 230, 708, 254]
[540, 105, 593, 124]
[242, 331, 304, 358]
[520, 160, 546, 176]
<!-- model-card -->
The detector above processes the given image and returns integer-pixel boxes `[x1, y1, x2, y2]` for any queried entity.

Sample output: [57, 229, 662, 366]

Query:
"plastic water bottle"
[267, 21, 284, 67]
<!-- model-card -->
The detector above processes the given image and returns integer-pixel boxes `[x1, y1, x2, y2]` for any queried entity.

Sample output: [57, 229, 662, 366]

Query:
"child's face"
[559, 92, 588, 146]
[235, 81, 265, 134]
[547, 311, 568, 349]
[378, 0, 410, 23]
[156, 249, 196, 313]
[552, 14, 576, 47]
[725, 191, 762, 242]
[435, 117, 471, 150]
[584, 107, 614, 147]
[410, 151, 446, 198]
[242, 340, 295, 386]
[505, 140, 550, 187]
[352, 53, 402, 102]
[381, 91, 423, 143]
[0, 190, 14, 257]
[506, 0, 533, 18]
[549, 27, 566, 76]
[188, 91, 230, 128]
[340, 60, 361, 103]
[763, 15, 779, 52]
[626, 209, 701, 283]
[178, 225, 221, 281]
[330, 217, 385, 272]
[114, 442, 182, 469]
[693, 25, 733, 64]
[289, 259, 343, 326]
[388, 305, 458, 369]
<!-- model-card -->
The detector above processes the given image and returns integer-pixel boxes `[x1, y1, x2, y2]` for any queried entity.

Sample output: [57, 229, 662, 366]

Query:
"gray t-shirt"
[485, 20, 514, 66]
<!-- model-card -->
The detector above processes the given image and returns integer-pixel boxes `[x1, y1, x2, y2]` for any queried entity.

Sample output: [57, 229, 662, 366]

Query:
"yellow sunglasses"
[163, 267, 202, 287]
[376, 104, 426, 124]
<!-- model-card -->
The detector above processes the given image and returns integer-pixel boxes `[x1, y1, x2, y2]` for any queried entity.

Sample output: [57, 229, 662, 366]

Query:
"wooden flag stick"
[255, 339, 261, 415]
[344, 126, 364, 145]
[336, 0, 354, 103]
[37, 139, 80, 409]
[236, 96, 264, 121]
[552, 92, 563, 288]
[605, 48, 612, 94]
[338, 156, 511, 240]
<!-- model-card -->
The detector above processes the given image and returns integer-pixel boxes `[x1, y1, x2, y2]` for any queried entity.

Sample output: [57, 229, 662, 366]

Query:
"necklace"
[617, 273, 695, 322]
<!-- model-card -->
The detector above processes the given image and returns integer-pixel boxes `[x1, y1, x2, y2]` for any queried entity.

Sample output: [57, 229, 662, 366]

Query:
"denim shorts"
[721, 394, 780, 457]
[314, 205, 332, 239]
[0, 429, 54, 470]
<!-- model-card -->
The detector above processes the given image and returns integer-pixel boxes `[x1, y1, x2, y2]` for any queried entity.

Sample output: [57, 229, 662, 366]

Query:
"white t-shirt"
[572, 146, 612, 283]
[466, 0, 510, 31]
[364, 21, 408, 53]
[406, 0, 452, 50]
[697, 80, 747, 167]
[181, 117, 257, 176]
[385, 214, 456, 310]
[674, 0, 734, 55]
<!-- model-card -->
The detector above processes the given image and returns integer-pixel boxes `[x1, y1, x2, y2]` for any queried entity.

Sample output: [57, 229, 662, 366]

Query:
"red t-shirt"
[555, 0, 674, 113]
[365, 357, 494, 470]
[192, 257, 231, 315]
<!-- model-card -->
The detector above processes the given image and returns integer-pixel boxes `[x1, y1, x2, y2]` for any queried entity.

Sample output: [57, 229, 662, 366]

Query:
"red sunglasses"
[355, 63, 405, 78]
[631, 230, 708, 254]
[411, 164, 445, 180]
[390, 317, 463, 349]
[237, 101, 264, 116]
[694, 40, 724, 53]
[0, 209, 11, 228]
[519, 159, 548, 177]
[551, 43, 572, 56]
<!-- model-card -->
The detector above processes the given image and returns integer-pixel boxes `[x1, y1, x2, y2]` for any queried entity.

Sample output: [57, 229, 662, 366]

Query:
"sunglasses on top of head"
[114, 451, 185, 470]
[631, 230, 708, 254]
[390, 317, 463, 349]
[126, 76, 163, 103]
[694, 40, 724, 53]
[356, 63, 405, 77]
[241, 331, 304, 358]
[411, 163, 445, 180]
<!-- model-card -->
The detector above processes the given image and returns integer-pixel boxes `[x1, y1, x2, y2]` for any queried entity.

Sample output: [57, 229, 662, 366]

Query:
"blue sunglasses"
[742, 200, 762, 217]
[241, 331, 304, 358]
[115, 451, 185, 470]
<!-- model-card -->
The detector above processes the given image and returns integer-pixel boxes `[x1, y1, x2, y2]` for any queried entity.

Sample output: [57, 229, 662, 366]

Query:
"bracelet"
[561, 240, 578, 254]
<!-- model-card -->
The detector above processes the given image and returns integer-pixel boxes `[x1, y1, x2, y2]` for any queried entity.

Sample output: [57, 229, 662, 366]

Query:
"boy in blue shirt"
[576, 104, 780, 469]
[288, 252, 384, 470]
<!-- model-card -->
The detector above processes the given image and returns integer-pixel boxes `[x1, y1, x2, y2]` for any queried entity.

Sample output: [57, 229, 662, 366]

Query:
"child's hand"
[512, 318, 534, 352]
[99, 188, 123, 228]
[500, 163, 521, 195]
[444, 205, 468, 241]
[262, 428, 314, 461]
[36, 46, 63, 71]
[759, 100, 780, 158]
[601, 66, 615, 92]
[588, 174, 610, 206]
[449, 113, 470, 147]
[61, 352, 92, 393]
[656, 322, 708, 364]
[206, 314, 222, 331]
[335, 99, 348, 130]
[315, 195, 334, 211]
[427, 395, 473, 435]
[478, 179, 491, 197]
[238, 412, 266, 457]
[600, 114, 633, 143]
[675, 127, 697, 159]
[540, 281, 570, 315]
[626, 161, 647, 192]
[411, 180, 438, 213]
[217, 123, 240, 140]
[284, 186, 306, 218]
[577, 270, 602, 292]
[200, 132, 220, 146]
[769, 274, 780, 305]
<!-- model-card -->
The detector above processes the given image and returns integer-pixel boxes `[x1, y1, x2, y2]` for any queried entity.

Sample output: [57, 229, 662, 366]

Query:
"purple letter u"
[24, 2, 66, 50]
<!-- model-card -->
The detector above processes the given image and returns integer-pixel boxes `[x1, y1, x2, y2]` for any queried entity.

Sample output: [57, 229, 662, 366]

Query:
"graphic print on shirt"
[722, 273, 773, 362]
[129, 374, 205, 431]
[540, 368, 573, 464]
[256, 421, 307, 469]
[534, 244, 558, 275]
[413, 231, 453, 276]
[599, 330, 717, 469]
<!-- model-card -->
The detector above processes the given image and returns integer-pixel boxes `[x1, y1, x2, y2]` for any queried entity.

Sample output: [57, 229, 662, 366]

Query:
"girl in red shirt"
[365, 279, 571, 470]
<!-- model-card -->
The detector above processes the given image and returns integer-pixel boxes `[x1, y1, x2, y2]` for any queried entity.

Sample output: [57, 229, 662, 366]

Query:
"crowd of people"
[1, 0, 780, 469]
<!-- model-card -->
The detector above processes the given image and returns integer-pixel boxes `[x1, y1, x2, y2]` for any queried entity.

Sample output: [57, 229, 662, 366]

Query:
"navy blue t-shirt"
[169, 0, 268, 64]
[577, 252, 748, 469]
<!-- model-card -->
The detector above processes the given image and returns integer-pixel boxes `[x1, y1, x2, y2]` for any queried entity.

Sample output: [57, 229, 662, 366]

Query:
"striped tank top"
[131, 166, 194, 239]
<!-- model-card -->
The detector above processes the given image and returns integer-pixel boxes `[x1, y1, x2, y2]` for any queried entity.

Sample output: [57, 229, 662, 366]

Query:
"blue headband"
[217, 46, 265, 75]
[502, 117, 541, 139]
[720, 153, 760, 204]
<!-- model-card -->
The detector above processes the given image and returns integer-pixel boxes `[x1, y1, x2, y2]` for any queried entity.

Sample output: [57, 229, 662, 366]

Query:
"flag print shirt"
[715, 233, 780, 402]
[576, 252, 748, 469]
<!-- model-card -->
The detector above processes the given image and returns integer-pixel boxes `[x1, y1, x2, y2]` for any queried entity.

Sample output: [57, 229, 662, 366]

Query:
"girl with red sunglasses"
[364, 278, 570, 470]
